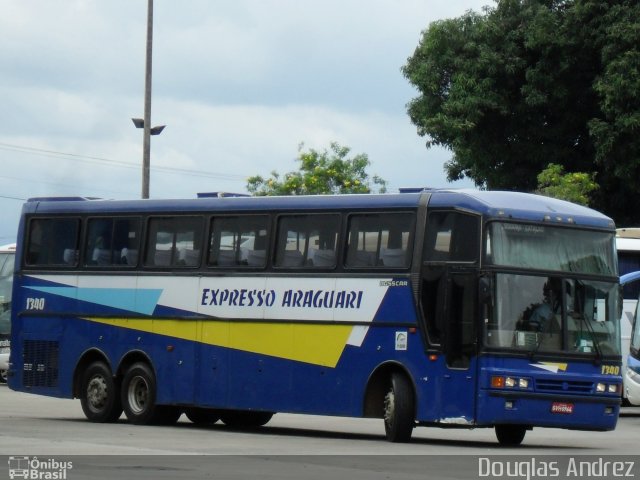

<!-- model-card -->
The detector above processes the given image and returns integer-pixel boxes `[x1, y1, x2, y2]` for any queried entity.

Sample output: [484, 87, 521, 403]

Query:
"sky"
[0, 0, 491, 244]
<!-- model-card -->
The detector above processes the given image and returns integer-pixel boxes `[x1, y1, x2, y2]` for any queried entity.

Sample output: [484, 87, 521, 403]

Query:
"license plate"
[551, 402, 574, 414]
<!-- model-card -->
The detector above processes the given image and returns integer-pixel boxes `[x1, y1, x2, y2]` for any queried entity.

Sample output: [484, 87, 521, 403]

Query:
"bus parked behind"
[616, 229, 640, 405]
[627, 293, 640, 405]
[0, 243, 15, 382]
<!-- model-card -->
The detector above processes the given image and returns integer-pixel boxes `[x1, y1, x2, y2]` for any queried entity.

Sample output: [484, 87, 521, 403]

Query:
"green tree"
[402, 0, 640, 224]
[247, 142, 387, 196]
[536, 163, 598, 205]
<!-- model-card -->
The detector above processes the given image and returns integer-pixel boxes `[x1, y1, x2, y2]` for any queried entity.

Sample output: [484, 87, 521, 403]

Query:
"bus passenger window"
[274, 214, 340, 269]
[114, 219, 141, 266]
[26, 218, 80, 267]
[209, 215, 269, 268]
[345, 213, 414, 268]
[145, 217, 203, 268]
[85, 218, 141, 267]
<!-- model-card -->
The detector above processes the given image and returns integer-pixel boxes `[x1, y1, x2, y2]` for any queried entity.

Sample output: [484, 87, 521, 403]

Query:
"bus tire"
[220, 410, 274, 428]
[185, 407, 220, 425]
[154, 406, 183, 425]
[495, 425, 527, 446]
[80, 361, 123, 423]
[121, 362, 162, 425]
[383, 372, 415, 443]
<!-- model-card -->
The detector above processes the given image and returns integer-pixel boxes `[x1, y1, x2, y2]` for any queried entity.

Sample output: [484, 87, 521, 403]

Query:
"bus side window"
[208, 215, 269, 268]
[114, 218, 141, 266]
[274, 214, 340, 269]
[145, 217, 203, 268]
[445, 273, 477, 368]
[345, 213, 414, 269]
[26, 218, 80, 267]
[424, 212, 479, 263]
[421, 212, 480, 348]
[85, 218, 142, 267]
[421, 267, 445, 344]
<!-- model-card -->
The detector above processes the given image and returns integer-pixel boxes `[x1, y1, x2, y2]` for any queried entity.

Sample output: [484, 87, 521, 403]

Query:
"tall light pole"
[133, 0, 165, 199]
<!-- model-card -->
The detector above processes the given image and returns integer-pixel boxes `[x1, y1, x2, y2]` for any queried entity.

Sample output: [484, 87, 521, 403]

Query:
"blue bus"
[8, 190, 622, 445]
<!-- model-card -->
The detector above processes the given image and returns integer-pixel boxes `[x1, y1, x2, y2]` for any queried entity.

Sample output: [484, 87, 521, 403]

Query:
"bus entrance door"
[439, 272, 478, 424]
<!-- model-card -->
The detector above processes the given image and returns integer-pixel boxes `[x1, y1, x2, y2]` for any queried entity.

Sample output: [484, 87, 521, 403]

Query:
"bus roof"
[22, 189, 614, 229]
[428, 190, 615, 229]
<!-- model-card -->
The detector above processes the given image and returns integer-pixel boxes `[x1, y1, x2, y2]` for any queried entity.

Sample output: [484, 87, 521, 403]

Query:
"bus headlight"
[596, 383, 619, 394]
[490, 375, 531, 390]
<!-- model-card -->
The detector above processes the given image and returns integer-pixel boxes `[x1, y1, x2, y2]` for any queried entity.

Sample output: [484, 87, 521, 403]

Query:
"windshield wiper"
[580, 317, 603, 366]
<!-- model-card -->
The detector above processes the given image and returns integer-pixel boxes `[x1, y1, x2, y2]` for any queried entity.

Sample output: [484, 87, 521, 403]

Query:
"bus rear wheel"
[220, 410, 274, 428]
[154, 406, 183, 425]
[185, 407, 220, 425]
[495, 425, 527, 446]
[121, 362, 164, 425]
[80, 361, 122, 423]
[383, 373, 415, 443]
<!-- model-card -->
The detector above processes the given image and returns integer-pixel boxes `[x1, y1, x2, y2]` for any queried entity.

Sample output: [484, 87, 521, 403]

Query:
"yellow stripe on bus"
[85, 317, 354, 368]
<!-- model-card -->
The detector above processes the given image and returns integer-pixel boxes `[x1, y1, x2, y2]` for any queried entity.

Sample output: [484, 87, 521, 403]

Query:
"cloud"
[0, 0, 486, 240]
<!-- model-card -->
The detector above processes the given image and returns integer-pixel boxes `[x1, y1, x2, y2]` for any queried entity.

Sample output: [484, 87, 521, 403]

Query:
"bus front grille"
[22, 340, 59, 388]
[535, 378, 593, 394]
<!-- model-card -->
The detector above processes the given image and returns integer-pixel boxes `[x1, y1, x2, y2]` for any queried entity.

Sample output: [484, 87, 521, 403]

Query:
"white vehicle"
[0, 243, 16, 383]
[616, 229, 640, 404]
[627, 301, 640, 405]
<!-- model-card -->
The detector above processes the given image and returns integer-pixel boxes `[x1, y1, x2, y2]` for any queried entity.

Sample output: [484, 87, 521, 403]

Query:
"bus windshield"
[484, 274, 620, 356]
[486, 222, 617, 276]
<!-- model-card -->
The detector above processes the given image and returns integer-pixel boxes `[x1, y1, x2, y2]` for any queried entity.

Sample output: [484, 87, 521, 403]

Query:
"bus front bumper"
[477, 390, 620, 431]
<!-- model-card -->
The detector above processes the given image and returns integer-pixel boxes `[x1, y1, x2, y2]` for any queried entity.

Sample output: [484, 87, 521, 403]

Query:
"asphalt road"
[1, 385, 639, 479]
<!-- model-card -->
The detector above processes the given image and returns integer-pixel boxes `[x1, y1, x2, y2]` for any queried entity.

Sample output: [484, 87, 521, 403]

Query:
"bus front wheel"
[121, 362, 162, 425]
[495, 425, 527, 446]
[80, 361, 123, 423]
[383, 373, 415, 443]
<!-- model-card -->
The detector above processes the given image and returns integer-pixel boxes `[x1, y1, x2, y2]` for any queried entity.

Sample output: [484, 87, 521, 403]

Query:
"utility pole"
[133, 0, 165, 199]
[142, 0, 153, 199]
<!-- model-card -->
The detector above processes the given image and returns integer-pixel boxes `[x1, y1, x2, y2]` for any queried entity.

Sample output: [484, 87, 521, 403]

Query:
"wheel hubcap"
[384, 390, 395, 426]
[87, 376, 108, 412]
[128, 376, 149, 414]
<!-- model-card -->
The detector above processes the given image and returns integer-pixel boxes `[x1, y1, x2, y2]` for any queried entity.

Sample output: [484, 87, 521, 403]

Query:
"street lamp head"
[132, 118, 165, 136]
[150, 125, 166, 136]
